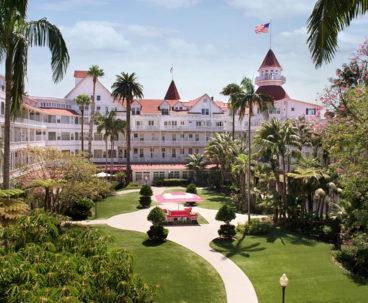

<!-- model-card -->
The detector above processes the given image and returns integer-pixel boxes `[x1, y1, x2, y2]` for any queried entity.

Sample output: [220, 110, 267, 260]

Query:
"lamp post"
[279, 273, 288, 303]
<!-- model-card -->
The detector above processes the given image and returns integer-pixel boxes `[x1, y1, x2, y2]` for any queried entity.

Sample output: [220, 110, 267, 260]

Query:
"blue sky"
[7, 0, 368, 102]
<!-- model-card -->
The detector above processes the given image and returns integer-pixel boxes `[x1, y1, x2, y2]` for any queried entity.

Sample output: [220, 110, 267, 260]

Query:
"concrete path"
[83, 187, 259, 303]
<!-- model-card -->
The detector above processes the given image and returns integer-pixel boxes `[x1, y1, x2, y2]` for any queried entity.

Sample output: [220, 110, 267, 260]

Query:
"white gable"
[189, 94, 223, 114]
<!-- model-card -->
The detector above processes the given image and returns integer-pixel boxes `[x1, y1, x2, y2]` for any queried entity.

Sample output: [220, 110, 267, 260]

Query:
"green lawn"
[163, 187, 234, 210]
[95, 192, 140, 218]
[211, 228, 368, 303]
[96, 226, 226, 303]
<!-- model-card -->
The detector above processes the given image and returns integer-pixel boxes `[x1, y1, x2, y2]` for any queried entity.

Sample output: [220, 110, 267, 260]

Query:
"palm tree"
[0, 2, 69, 189]
[75, 94, 91, 153]
[220, 83, 244, 139]
[254, 118, 301, 219]
[231, 154, 249, 211]
[87, 65, 104, 159]
[307, 0, 368, 67]
[186, 153, 206, 183]
[109, 115, 127, 170]
[237, 77, 273, 222]
[111, 73, 144, 181]
[96, 113, 112, 171]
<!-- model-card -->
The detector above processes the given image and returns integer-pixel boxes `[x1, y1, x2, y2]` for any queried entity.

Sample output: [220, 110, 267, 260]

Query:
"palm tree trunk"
[232, 111, 235, 140]
[281, 155, 287, 219]
[247, 113, 252, 222]
[110, 140, 114, 172]
[88, 79, 96, 159]
[105, 139, 108, 172]
[81, 110, 84, 152]
[126, 99, 132, 181]
[2, 52, 13, 189]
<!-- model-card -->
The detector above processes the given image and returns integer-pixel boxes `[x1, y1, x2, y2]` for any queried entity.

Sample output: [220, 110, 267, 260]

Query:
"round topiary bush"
[215, 205, 236, 224]
[140, 185, 153, 197]
[186, 183, 197, 194]
[218, 224, 236, 239]
[65, 197, 95, 220]
[147, 225, 168, 242]
[139, 196, 152, 208]
[147, 207, 166, 225]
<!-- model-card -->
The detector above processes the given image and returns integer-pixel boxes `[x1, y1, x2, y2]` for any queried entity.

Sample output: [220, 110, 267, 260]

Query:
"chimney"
[74, 70, 88, 86]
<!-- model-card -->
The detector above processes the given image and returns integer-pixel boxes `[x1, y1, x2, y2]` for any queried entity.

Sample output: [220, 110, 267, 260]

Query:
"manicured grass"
[163, 187, 235, 210]
[96, 226, 226, 303]
[211, 228, 368, 303]
[95, 192, 140, 218]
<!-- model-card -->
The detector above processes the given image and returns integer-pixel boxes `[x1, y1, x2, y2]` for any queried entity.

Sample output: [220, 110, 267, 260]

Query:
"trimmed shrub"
[139, 196, 152, 208]
[140, 185, 153, 196]
[65, 197, 95, 220]
[215, 205, 236, 224]
[186, 183, 197, 194]
[218, 224, 236, 239]
[152, 179, 189, 187]
[125, 182, 141, 190]
[147, 207, 166, 225]
[241, 218, 274, 235]
[147, 225, 168, 242]
[336, 232, 368, 278]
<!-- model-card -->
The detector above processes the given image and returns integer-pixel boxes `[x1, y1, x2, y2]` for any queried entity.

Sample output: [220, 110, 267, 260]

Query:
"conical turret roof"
[164, 80, 181, 100]
[259, 49, 282, 70]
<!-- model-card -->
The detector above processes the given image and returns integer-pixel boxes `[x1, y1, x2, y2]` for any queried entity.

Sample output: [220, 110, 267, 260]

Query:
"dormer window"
[132, 107, 140, 115]
[201, 108, 209, 115]
[161, 108, 169, 115]
[96, 95, 101, 101]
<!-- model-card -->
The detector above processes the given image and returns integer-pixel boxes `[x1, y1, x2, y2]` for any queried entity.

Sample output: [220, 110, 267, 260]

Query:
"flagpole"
[269, 19, 272, 49]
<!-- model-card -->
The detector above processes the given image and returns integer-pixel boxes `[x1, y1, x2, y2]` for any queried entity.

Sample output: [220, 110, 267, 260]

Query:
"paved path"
[83, 187, 259, 303]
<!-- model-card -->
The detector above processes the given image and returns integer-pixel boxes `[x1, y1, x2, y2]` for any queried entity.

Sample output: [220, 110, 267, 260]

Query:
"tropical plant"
[96, 113, 112, 170]
[237, 77, 273, 222]
[109, 114, 126, 169]
[254, 118, 301, 220]
[221, 83, 244, 139]
[111, 72, 144, 181]
[231, 153, 249, 211]
[75, 94, 91, 153]
[186, 153, 205, 183]
[0, 1, 69, 188]
[186, 183, 197, 194]
[216, 205, 236, 239]
[0, 211, 154, 302]
[0, 189, 28, 225]
[87, 65, 104, 158]
[307, 0, 368, 67]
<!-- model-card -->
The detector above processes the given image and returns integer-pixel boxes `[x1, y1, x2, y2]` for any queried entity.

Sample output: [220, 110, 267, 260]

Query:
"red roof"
[259, 49, 281, 69]
[38, 108, 79, 116]
[164, 80, 181, 100]
[74, 70, 88, 78]
[256, 85, 288, 101]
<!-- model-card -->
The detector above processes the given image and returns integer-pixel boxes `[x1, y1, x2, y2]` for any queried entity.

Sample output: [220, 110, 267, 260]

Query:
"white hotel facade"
[0, 49, 323, 183]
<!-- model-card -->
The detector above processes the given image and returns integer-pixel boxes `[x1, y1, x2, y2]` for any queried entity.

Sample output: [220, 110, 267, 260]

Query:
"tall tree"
[186, 153, 206, 183]
[109, 114, 127, 170]
[87, 65, 104, 159]
[96, 113, 112, 170]
[220, 83, 244, 139]
[254, 118, 301, 219]
[0, 1, 69, 188]
[75, 94, 91, 153]
[111, 73, 144, 181]
[237, 77, 273, 222]
[307, 0, 368, 67]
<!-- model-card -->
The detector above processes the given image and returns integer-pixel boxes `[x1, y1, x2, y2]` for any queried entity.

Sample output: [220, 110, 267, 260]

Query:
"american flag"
[255, 23, 270, 34]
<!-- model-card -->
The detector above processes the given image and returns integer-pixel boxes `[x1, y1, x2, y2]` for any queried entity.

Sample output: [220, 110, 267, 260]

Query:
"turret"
[255, 49, 286, 87]
[164, 80, 181, 100]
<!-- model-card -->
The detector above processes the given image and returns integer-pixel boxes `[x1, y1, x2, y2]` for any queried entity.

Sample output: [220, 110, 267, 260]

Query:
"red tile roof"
[164, 80, 181, 100]
[74, 70, 88, 78]
[256, 85, 288, 101]
[39, 108, 79, 116]
[259, 49, 281, 69]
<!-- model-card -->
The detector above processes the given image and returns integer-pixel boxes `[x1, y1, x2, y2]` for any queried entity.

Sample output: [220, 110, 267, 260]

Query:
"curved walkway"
[84, 187, 259, 303]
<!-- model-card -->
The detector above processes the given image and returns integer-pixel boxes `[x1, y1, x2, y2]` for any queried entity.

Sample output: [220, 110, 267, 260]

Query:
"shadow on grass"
[142, 239, 167, 247]
[212, 233, 265, 258]
[265, 228, 316, 247]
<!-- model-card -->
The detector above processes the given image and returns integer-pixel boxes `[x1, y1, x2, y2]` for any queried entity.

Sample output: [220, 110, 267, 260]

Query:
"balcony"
[255, 74, 286, 86]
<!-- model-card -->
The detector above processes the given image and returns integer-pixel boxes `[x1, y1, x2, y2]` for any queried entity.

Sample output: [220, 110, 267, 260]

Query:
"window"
[172, 134, 176, 141]
[132, 107, 140, 115]
[149, 120, 154, 126]
[140, 135, 144, 141]
[96, 95, 101, 101]
[306, 108, 316, 115]
[96, 106, 101, 112]
[189, 134, 193, 139]
[196, 121, 201, 127]
[161, 108, 169, 115]
[162, 148, 166, 158]
[134, 148, 138, 155]
[162, 135, 165, 141]
[182, 171, 188, 179]
[94, 150, 103, 158]
[172, 121, 177, 126]
[172, 149, 176, 158]
[188, 148, 193, 154]
[216, 122, 223, 127]
[195, 148, 199, 154]
[180, 121, 185, 125]
[180, 148, 185, 154]
[48, 132, 56, 141]
[94, 133, 102, 141]
[134, 133, 138, 139]
[140, 149, 144, 158]
[61, 132, 70, 140]
[150, 148, 154, 158]
[136, 121, 141, 126]
[47, 115, 56, 123]
[75, 132, 79, 140]
[195, 134, 199, 142]
[202, 108, 209, 115]
[135, 172, 143, 181]
[1, 102, 4, 115]
[291, 107, 295, 111]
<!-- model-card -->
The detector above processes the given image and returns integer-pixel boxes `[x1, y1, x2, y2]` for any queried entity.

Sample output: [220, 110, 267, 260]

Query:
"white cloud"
[168, 38, 199, 55]
[61, 21, 130, 52]
[142, 0, 200, 9]
[226, 0, 314, 19]
[280, 26, 307, 37]
[125, 25, 175, 38]
[40, 0, 112, 11]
